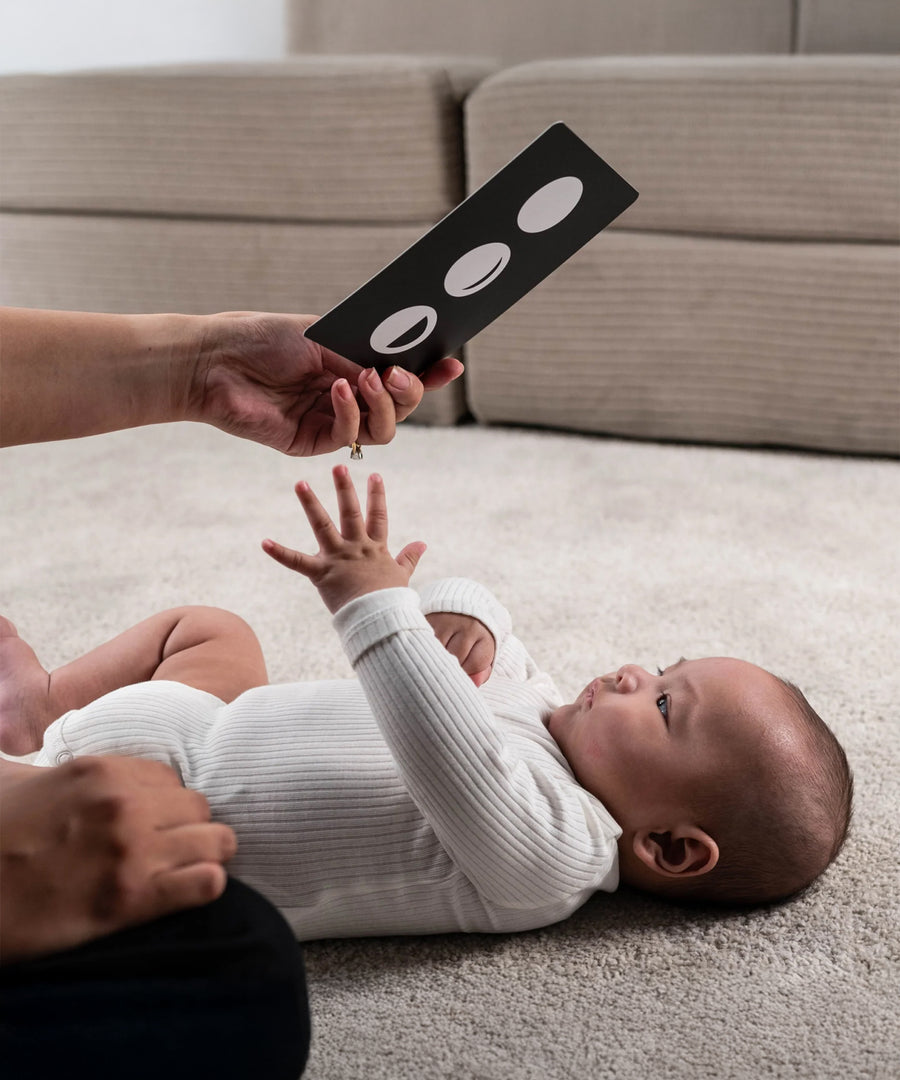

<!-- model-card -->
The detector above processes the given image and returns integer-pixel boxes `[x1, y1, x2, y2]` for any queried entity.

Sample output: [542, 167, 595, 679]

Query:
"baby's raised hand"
[262, 465, 426, 614]
[426, 612, 495, 687]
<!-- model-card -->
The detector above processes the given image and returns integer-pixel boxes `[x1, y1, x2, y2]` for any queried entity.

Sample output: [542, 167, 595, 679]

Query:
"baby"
[0, 467, 852, 939]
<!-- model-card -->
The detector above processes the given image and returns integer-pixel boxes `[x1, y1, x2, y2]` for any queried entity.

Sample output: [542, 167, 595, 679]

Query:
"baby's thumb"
[396, 541, 427, 578]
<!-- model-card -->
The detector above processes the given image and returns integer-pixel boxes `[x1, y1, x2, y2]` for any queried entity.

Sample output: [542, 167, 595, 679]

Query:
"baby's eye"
[656, 694, 669, 724]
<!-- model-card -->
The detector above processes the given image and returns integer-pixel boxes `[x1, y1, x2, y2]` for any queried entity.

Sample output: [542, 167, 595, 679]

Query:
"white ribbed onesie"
[36, 578, 621, 940]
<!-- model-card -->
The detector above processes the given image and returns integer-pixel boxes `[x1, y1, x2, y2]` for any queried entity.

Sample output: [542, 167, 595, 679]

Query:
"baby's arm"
[262, 469, 501, 685]
[263, 470, 616, 907]
[333, 587, 617, 908]
[262, 465, 425, 612]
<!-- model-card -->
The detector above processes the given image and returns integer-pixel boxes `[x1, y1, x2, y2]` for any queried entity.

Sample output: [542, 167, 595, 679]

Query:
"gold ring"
[349, 441, 363, 461]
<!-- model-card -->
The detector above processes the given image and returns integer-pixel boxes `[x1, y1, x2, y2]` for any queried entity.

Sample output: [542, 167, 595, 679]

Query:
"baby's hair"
[666, 678, 853, 908]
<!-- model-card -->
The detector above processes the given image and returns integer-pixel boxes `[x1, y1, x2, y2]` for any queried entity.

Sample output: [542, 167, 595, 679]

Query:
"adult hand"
[261, 466, 426, 613]
[426, 612, 495, 687]
[189, 311, 464, 456]
[0, 306, 463, 452]
[0, 755, 237, 964]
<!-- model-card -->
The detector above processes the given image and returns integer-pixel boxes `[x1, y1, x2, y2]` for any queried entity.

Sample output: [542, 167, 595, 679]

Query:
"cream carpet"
[1, 419, 897, 1080]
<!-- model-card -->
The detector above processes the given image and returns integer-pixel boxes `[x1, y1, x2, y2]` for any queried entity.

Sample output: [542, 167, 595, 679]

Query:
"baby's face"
[548, 657, 789, 832]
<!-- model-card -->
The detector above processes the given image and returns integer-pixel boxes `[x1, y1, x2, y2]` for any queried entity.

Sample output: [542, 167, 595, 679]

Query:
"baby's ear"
[632, 826, 719, 879]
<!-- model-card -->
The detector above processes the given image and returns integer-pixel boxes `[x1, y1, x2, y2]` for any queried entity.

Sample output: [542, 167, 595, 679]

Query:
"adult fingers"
[328, 378, 361, 449]
[381, 366, 425, 424]
[418, 357, 465, 391]
[74, 754, 183, 792]
[142, 861, 231, 921]
[136, 780, 217, 830]
[87, 817, 236, 928]
[157, 820, 238, 868]
[356, 368, 397, 446]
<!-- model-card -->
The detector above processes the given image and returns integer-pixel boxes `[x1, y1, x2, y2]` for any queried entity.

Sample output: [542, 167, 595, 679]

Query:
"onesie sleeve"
[417, 577, 512, 654]
[333, 587, 618, 909]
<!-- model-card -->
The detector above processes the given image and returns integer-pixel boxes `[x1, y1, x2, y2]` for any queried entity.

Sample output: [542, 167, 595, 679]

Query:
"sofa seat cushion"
[466, 231, 900, 456]
[0, 210, 433, 308]
[0, 57, 491, 222]
[466, 56, 900, 241]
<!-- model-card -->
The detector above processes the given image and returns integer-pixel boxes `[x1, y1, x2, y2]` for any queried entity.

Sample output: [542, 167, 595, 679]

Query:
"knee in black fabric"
[0, 877, 310, 1080]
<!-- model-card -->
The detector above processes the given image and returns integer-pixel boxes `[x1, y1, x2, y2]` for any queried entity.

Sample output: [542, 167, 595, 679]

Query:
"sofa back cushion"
[796, 0, 900, 53]
[462, 56, 900, 456]
[288, 0, 794, 62]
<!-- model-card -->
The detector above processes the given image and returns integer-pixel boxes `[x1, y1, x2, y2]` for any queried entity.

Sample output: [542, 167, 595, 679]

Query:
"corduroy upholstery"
[463, 56, 900, 454]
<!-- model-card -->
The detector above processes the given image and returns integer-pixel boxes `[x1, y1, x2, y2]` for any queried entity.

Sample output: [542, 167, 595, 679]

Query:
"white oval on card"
[369, 305, 438, 355]
[443, 242, 512, 297]
[517, 176, 584, 233]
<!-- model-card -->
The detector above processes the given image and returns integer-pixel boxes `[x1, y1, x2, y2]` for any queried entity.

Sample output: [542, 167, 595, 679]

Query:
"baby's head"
[548, 657, 852, 906]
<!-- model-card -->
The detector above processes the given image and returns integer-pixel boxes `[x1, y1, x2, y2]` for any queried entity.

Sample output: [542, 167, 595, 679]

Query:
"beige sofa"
[1, 0, 898, 444]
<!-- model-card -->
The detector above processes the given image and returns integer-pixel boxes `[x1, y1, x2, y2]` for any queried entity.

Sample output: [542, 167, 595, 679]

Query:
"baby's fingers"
[450, 631, 495, 686]
[293, 480, 342, 548]
[469, 667, 493, 688]
[261, 537, 319, 578]
[365, 472, 389, 542]
[395, 541, 427, 579]
[465, 636, 495, 681]
[331, 465, 366, 539]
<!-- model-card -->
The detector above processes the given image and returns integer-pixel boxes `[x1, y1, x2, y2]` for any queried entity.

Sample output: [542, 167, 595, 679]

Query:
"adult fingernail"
[367, 368, 384, 392]
[386, 367, 411, 390]
[336, 378, 352, 400]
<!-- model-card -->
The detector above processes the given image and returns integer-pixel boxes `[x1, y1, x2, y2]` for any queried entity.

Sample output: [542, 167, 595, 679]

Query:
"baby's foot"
[0, 616, 53, 756]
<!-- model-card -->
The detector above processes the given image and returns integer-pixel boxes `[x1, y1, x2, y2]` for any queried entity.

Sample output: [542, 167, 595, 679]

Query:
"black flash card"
[304, 122, 638, 374]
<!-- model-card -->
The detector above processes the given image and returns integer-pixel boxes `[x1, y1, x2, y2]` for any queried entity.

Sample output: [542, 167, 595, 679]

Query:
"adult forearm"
[0, 307, 199, 446]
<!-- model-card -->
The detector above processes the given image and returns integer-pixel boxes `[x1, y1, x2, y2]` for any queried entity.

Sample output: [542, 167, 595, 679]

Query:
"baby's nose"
[614, 665, 642, 692]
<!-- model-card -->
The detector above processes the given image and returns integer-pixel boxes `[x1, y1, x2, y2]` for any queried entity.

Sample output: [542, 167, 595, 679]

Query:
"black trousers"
[0, 877, 310, 1080]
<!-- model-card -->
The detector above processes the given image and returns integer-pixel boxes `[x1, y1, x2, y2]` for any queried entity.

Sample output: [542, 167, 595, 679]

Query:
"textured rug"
[2, 419, 897, 1080]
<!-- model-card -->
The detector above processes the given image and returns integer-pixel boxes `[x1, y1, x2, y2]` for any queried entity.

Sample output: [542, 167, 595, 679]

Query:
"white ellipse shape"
[516, 175, 584, 234]
[443, 242, 512, 297]
[369, 305, 438, 355]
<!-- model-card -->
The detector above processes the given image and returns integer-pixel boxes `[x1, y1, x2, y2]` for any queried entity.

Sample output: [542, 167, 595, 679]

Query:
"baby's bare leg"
[0, 616, 53, 756]
[0, 608, 268, 756]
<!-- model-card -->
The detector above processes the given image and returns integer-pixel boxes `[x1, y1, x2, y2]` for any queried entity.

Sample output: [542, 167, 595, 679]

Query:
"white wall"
[0, 0, 287, 75]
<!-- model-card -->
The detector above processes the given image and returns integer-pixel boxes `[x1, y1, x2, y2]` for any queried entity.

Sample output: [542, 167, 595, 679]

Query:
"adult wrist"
[143, 311, 210, 428]
[179, 310, 271, 431]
